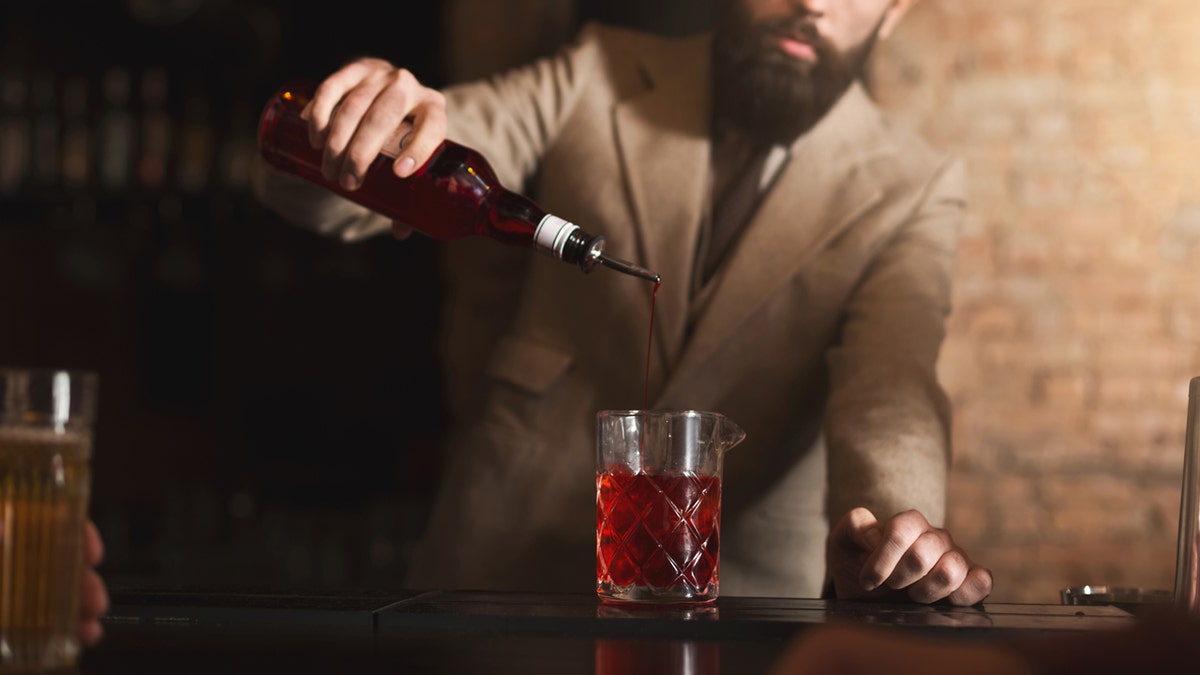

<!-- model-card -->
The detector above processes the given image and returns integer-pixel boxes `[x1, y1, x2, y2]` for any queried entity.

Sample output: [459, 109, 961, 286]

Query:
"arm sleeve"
[823, 156, 965, 527]
[440, 21, 604, 189]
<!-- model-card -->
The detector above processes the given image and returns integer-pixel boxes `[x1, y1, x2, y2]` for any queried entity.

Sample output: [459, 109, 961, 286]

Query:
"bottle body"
[257, 81, 602, 269]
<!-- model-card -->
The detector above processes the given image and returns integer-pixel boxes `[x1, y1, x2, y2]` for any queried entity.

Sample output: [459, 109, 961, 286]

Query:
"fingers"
[305, 58, 390, 148]
[831, 506, 882, 552]
[946, 565, 994, 606]
[844, 508, 992, 606]
[859, 509, 932, 591]
[396, 88, 446, 178]
[901, 543, 968, 603]
[80, 567, 110, 621]
[304, 58, 447, 189]
[80, 519, 110, 646]
[79, 567, 109, 646]
[79, 618, 104, 648]
[84, 519, 104, 567]
[882, 528, 957, 592]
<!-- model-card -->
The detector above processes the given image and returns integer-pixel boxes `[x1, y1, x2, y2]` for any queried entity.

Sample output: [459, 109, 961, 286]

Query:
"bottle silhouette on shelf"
[177, 86, 215, 194]
[97, 67, 134, 192]
[30, 71, 60, 189]
[0, 72, 31, 196]
[61, 76, 92, 190]
[257, 81, 658, 282]
[137, 65, 172, 190]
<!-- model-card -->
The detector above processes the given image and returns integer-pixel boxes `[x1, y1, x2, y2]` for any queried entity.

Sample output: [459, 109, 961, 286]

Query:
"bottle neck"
[534, 215, 604, 271]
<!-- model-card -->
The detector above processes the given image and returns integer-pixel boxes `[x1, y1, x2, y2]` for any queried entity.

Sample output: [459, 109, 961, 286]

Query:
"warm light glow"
[466, 166, 491, 191]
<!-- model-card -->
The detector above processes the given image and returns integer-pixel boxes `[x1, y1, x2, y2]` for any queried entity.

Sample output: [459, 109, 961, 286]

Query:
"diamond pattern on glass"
[597, 470, 721, 594]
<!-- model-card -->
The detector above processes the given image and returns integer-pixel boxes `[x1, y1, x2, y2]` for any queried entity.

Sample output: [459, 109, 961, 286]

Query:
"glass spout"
[716, 417, 747, 455]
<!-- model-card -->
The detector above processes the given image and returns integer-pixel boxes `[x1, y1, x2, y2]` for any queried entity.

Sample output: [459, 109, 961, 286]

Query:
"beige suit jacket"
[254, 23, 964, 598]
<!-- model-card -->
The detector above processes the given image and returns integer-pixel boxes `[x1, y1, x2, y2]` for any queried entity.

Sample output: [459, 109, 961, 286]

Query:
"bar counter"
[80, 586, 1136, 674]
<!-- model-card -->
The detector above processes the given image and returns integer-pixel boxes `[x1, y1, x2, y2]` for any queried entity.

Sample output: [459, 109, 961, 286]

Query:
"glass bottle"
[257, 81, 658, 282]
[0, 71, 31, 197]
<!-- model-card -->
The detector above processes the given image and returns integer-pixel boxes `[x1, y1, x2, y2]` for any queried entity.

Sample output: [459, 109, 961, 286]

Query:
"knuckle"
[393, 68, 415, 87]
[932, 528, 953, 549]
[904, 546, 938, 575]
[337, 92, 371, 119]
[928, 554, 963, 586]
[898, 508, 930, 528]
[312, 79, 336, 101]
[364, 103, 405, 129]
[884, 518, 921, 546]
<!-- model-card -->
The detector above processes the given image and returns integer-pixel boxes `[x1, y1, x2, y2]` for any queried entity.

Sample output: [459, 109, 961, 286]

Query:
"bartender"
[253, 0, 991, 605]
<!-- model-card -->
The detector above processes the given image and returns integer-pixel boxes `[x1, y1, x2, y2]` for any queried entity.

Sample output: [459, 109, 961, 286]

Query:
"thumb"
[836, 507, 882, 552]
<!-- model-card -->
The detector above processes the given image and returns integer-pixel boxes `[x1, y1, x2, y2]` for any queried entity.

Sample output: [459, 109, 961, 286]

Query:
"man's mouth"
[776, 34, 817, 61]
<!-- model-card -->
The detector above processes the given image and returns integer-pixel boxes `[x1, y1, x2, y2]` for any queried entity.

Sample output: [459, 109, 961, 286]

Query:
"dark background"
[0, 0, 711, 591]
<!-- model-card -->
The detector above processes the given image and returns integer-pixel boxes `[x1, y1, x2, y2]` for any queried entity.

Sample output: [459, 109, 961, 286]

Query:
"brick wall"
[873, 0, 1200, 602]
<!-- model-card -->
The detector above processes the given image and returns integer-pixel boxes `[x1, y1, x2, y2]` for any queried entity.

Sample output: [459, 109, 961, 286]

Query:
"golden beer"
[0, 427, 91, 672]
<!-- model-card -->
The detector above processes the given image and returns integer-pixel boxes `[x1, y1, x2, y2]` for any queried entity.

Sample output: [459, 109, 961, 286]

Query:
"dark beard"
[711, 3, 882, 147]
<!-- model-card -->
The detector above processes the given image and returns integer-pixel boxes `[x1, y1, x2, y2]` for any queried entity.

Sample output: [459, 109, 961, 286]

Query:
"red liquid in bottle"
[259, 84, 543, 244]
[257, 81, 630, 272]
[595, 470, 721, 596]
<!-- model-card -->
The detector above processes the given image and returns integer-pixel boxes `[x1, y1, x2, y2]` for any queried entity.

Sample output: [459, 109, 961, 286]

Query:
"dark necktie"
[702, 145, 770, 283]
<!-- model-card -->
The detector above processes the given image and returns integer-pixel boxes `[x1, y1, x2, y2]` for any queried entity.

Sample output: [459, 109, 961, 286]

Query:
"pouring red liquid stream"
[643, 279, 661, 412]
[596, 278, 728, 602]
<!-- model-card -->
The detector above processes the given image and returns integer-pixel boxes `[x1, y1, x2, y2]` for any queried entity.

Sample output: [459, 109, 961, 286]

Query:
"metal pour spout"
[577, 234, 660, 283]
[596, 253, 661, 283]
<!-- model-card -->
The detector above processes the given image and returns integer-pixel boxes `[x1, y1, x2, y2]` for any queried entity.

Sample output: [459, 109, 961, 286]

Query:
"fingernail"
[341, 174, 360, 191]
[396, 156, 416, 177]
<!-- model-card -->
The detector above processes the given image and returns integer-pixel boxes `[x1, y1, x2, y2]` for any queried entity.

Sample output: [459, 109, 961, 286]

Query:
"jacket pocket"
[485, 335, 573, 395]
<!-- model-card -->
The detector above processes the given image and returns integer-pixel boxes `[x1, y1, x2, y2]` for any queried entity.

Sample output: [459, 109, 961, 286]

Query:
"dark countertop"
[82, 587, 1137, 674]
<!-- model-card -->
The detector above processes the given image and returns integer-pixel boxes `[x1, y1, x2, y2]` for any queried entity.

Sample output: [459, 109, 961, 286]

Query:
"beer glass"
[595, 410, 744, 604]
[0, 368, 98, 671]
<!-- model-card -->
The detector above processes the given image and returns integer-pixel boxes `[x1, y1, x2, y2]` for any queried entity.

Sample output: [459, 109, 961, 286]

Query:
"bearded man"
[254, 0, 992, 605]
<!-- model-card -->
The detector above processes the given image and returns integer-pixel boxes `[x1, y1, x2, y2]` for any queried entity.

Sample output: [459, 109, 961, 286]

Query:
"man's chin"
[748, 50, 817, 78]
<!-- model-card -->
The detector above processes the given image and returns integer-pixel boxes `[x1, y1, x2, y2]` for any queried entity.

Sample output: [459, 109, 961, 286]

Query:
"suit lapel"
[658, 83, 890, 404]
[613, 33, 712, 374]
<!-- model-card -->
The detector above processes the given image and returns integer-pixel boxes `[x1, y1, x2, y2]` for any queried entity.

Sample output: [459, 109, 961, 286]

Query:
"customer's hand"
[827, 507, 992, 606]
[80, 519, 110, 646]
[302, 57, 448, 190]
[768, 623, 1028, 675]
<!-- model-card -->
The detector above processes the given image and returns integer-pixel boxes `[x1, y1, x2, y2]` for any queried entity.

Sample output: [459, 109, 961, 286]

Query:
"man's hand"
[302, 57, 448, 190]
[79, 519, 109, 646]
[827, 507, 992, 606]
